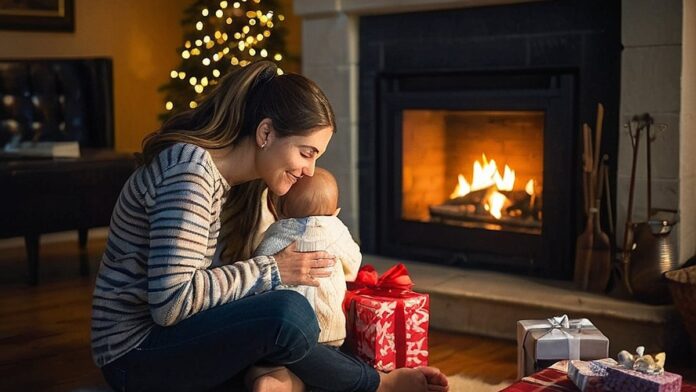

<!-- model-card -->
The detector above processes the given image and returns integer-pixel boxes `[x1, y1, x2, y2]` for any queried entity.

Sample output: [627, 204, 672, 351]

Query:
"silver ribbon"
[523, 314, 584, 362]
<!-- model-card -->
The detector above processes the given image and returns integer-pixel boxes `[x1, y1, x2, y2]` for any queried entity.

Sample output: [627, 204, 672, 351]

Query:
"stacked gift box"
[517, 315, 610, 378]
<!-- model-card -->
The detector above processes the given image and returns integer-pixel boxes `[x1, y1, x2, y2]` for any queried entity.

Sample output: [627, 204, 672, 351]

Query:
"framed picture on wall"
[0, 0, 74, 32]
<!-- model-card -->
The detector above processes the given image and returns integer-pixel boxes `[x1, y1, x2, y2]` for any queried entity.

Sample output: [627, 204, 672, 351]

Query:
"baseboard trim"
[0, 227, 110, 249]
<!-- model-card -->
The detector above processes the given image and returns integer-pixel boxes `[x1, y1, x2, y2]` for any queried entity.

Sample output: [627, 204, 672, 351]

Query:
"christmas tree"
[160, 0, 291, 120]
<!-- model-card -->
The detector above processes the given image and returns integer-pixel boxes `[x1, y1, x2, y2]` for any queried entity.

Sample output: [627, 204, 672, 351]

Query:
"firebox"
[403, 109, 544, 235]
[368, 71, 576, 277]
[357, 1, 620, 280]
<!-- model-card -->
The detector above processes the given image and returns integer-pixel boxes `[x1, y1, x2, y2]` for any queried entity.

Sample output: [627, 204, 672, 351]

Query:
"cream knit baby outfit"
[253, 216, 362, 346]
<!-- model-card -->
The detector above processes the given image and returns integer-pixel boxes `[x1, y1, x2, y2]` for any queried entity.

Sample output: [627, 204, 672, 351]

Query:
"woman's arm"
[146, 161, 280, 326]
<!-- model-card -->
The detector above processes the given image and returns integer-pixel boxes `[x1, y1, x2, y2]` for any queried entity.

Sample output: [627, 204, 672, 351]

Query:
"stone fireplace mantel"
[295, 0, 695, 266]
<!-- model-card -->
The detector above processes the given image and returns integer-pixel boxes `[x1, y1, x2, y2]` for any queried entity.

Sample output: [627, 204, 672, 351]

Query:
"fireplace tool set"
[574, 103, 612, 293]
[620, 114, 678, 304]
[574, 111, 679, 303]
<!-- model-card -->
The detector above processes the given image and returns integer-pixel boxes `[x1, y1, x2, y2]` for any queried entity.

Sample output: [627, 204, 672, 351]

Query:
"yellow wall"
[0, 0, 302, 152]
[0, 0, 191, 152]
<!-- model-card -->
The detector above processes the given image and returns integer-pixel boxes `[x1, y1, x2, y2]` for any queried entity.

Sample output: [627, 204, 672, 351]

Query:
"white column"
[296, 2, 361, 236]
[617, 0, 683, 258]
[679, 0, 696, 263]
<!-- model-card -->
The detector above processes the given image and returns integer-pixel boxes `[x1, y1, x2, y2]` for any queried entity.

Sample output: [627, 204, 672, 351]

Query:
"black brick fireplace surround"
[358, 0, 621, 279]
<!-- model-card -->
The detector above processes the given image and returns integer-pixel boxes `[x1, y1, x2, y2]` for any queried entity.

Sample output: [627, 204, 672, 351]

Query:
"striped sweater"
[91, 143, 281, 367]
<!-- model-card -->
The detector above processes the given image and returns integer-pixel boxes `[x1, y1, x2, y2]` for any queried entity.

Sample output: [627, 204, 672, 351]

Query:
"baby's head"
[274, 167, 339, 219]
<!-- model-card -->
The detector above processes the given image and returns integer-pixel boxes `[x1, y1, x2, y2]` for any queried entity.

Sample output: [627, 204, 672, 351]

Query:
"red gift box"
[343, 263, 429, 372]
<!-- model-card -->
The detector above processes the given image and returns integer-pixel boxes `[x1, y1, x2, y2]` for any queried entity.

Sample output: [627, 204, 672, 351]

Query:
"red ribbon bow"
[351, 263, 414, 291]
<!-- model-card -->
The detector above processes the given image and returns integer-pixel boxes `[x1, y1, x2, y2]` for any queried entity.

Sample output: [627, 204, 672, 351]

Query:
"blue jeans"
[101, 290, 380, 392]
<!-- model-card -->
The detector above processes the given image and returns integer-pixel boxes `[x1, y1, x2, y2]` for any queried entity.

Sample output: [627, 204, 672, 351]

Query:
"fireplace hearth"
[357, 0, 621, 279]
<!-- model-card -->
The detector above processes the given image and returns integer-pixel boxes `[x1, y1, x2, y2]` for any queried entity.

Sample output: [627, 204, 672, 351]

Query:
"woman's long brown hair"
[140, 61, 335, 262]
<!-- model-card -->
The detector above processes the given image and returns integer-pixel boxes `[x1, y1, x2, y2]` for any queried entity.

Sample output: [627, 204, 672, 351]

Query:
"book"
[3, 141, 81, 158]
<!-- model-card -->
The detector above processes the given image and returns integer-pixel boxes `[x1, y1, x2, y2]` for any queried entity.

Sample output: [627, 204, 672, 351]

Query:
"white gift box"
[517, 315, 610, 378]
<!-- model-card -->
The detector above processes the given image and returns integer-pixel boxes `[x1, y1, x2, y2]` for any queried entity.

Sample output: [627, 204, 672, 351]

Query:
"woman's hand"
[273, 242, 336, 286]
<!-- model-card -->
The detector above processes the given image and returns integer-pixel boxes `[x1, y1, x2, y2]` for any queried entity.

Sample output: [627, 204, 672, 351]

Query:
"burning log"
[445, 187, 493, 206]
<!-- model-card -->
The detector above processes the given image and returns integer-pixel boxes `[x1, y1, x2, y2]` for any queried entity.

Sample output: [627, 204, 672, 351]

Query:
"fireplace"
[356, 1, 621, 279]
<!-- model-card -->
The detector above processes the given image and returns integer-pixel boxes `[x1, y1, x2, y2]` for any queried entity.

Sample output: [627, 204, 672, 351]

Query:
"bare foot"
[417, 366, 449, 392]
[249, 367, 305, 392]
[377, 367, 449, 392]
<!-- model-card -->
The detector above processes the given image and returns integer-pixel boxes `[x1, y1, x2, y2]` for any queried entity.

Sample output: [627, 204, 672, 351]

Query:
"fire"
[450, 154, 536, 220]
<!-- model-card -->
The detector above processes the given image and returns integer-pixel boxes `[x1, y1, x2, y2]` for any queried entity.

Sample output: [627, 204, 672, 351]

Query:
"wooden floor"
[0, 234, 516, 391]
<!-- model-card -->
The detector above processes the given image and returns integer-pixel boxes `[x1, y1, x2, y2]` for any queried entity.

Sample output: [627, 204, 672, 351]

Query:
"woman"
[91, 61, 449, 392]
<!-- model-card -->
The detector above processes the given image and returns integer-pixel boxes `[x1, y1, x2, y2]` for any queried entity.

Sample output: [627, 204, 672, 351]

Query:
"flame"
[452, 154, 517, 197]
[450, 154, 536, 220]
[525, 179, 535, 195]
[486, 191, 508, 219]
[450, 174, 471, 199]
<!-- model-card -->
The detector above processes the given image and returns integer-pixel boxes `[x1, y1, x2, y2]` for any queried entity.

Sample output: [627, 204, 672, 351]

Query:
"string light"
[163, 0, 288, 119]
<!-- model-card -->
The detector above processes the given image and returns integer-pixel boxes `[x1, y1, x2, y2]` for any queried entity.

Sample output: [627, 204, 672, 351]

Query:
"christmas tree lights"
[160, 0, 290, 120]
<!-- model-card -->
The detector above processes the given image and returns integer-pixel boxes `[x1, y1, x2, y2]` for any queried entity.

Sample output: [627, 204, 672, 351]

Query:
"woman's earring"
[261, 141, 267, 149]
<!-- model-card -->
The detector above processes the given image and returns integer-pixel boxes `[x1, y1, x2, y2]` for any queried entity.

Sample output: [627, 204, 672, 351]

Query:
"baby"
[246, 168, 362, 390]
[254, 167, 362, 346]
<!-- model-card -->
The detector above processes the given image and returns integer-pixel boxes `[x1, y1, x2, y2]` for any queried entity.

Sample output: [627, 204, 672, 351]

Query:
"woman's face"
[257, 125, 333, 196]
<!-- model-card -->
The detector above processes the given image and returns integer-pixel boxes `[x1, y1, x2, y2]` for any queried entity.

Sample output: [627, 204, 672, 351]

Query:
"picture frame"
[0, 0, 74, 32]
